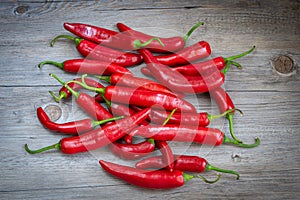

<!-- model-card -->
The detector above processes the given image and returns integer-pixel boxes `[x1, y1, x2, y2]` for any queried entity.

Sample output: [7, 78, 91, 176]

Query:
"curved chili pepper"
[139, 48, 224, 94]
[116, 21, 204, 53]
[24, 107, 151, 154]
[129, 124, 260, 148]
[155, 140, 174, 172]
[210, 87, 244, 143]
[171, 46, 255, 76]
[36, 107, 122, 134]
[99, 160, 220, 189]
[50, 35, 143, 67]
[63, 22, 164, 51]
[136, 154, 239, 179]
[154, 41, 211, 66]
[50, 74, 113, 122]
[46, 77, 105, 102]
[147, 108, 240, 127]
[96, 73, 178, 97]
[109, 139, 155, 160]
[70, 77, 197, 113]
[39, 59, 131, 76]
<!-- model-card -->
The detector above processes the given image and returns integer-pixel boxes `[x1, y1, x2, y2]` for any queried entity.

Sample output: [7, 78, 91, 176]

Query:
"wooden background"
[0, 1, 299, 199]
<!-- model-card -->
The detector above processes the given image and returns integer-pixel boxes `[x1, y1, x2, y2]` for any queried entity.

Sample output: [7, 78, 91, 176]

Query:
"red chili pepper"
[64, 22, 164, 51]
[210, 87, 244, 143]
[24, 107, 151, 154]
[154, 41, 211, 66]
[50, 35, 143, 67]
[47, 77, 105, 102]
[147, 108, 239, 127]
[139, 48, 224, 94]
[129, 124, 260, 148]
[70, 79, 196, 113]
[99, 160, 220, 189]
[116, 21, 204, 53]
[136, 154, 239, 179]
[50, 74, 113, 122]
[171, 46, 255, 76]
[36, 107, 122, 134]
[39, 59, 131, 76]
[109, 139, 155, 160]
[96, 73, 178, 97]
[155, 140, 174, 172]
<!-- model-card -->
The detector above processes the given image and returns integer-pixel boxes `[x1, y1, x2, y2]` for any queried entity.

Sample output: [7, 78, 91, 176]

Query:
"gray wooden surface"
[1, 1, 299, 199]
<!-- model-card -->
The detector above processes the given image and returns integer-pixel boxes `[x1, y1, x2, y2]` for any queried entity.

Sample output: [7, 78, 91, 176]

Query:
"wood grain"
[0, 0, 299, 199]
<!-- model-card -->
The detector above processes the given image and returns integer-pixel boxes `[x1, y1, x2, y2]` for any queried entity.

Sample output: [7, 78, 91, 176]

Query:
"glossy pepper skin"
[50, 35, 143, 67]
[155, 140, 174, 172]
[64, 22, 157, 51]
[25, 108, 151, 155]
[136, 155, 207, 172]
[130, 124, 224, 146]
[99, 160, 187, 189]
[116, 22, 185, 53]
[60, 108, 150, 154]
[103, 85, 196, 113]
[109, 139, 155, 160]
[99, 73, 177, 97]
[39, 59, 132, 75]
[36, 107, 119, 134]
[139, 48, 224, 94]
[154, 41, 211, 66]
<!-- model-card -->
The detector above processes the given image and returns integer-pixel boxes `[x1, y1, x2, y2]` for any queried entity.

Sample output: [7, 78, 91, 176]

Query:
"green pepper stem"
[95, 75, 111, 84]
[223, 46, 256, 70]
[226, 113, 242, 143]
[223, 135, 260, 148]
[49, 73, 79, 99]
[184, 173, 221, 184]
[24, 143, 60, 154]
[38, 60, 64, 69]
[206, 163, 240, 180]
[49, 91, 66, 103]
[91, 116, 124, 127]
[162, 108, 177, 125]
[50, 35, 83, 47]
[182, 21, 204, 42]
[133, 37, 165, 49]
[66, 79, 105, 95]
[207, 108, 243, 121]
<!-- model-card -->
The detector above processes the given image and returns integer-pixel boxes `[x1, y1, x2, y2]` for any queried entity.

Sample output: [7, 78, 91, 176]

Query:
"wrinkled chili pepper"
[37, 107, 122, 134]
[116, 21, 204, 53]
[39, 59, 131, 76]
[154, 40, 211, 66]
[95, 73, 178, 97]
[109, 138, 155, 160]
[129, 124, 260, 148]
[50, 35, 143, 67]
[64, 22, 165, 51]
[139, 48, 224, 94]
[50, 74, 113, 121]
[210, 87, 243, 143]
[99, 160, 220, 189]
[136, 154, 240, 179]
[171, 46, 255, 76]
[24, 107, 151, 154]
[46, 77, 105, 102]
[69, 77, 197, 113]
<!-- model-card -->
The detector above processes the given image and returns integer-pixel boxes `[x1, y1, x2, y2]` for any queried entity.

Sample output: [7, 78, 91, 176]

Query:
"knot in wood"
[44, 105, 62, 122]
[14, 6, 28, 15]
[272, 55, 295, 75]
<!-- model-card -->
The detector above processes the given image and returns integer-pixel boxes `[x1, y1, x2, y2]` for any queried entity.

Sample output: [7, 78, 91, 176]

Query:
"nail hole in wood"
[44, 105, 62, 122]
[14, 6, 28, 15]
[272, 55, 296, 75]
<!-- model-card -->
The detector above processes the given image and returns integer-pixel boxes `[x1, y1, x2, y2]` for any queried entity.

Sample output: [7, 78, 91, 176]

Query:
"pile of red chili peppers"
[25, 21, 260, 189]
